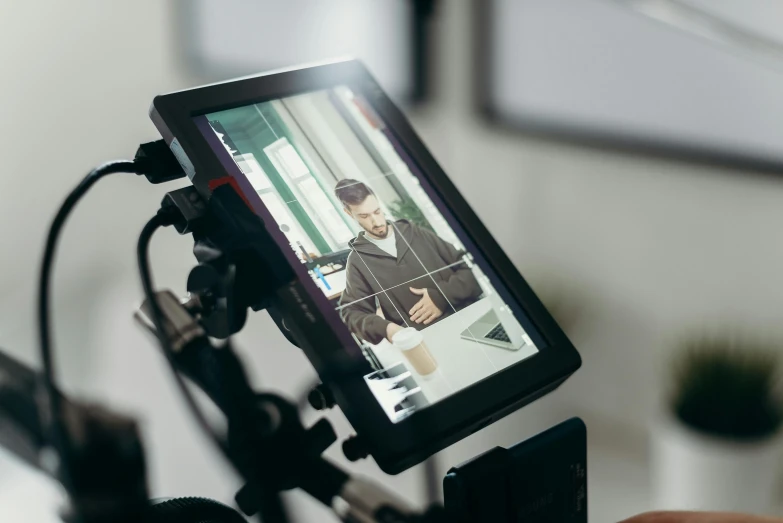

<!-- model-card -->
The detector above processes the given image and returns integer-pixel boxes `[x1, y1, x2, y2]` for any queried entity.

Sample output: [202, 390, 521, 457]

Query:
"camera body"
[444, 418, 587, 522]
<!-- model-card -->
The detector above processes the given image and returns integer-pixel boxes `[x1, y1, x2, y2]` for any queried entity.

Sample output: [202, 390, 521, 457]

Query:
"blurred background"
[3, 0, 783, 521]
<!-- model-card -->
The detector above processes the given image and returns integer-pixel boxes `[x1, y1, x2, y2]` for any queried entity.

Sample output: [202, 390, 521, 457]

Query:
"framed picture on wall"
[175, 0, 437, 104]
[475, 0, 783, 173]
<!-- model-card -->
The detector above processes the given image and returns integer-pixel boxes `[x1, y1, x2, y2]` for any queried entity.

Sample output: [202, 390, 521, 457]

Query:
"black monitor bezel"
[150, 59, 581, 474]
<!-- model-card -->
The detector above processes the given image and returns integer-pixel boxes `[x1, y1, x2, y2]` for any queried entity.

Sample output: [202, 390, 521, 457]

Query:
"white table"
[371, 298, 539, 404]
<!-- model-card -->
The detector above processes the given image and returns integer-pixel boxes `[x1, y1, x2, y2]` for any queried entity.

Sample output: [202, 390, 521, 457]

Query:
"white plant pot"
[651, 414, 782, 514]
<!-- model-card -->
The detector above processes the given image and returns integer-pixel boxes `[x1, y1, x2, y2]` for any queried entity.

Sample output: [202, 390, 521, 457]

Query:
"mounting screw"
[342, 435, 370, 462]
[308, 384, 336, 411]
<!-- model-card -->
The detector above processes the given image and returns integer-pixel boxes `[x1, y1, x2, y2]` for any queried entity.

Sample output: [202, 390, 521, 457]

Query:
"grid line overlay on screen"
[389, 222, 499, 371]
[254, 104, 279, 140]
[335, 259, 469, 311]
[346, 244, 411, 329]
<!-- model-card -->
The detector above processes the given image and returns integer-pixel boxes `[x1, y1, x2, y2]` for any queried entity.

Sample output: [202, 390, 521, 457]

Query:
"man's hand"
[386, 322, 404, 342]
[621, 512, 783, 523]
[409, 287, 443, 325]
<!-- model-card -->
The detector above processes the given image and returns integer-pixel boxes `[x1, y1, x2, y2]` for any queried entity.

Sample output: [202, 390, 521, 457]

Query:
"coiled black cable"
[37, 160, 142, 488]
[137, 212, 232, 460]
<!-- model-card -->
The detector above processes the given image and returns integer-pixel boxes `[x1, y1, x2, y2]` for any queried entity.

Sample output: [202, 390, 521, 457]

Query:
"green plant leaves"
[671, 339, 782, 440]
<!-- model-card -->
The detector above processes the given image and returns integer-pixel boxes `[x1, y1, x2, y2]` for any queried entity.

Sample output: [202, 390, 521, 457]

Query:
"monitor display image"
[197, 86, 541, 422]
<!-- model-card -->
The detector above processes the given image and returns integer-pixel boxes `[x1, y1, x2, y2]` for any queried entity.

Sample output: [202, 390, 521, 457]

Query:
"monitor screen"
[196, 86, 542, 422]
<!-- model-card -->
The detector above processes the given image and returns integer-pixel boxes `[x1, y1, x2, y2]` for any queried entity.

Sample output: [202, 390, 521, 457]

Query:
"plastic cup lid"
[391, 327, 423, 351]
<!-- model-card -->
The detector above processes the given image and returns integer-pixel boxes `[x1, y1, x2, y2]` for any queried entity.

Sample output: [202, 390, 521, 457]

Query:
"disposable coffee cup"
[392, 327, 438, 376]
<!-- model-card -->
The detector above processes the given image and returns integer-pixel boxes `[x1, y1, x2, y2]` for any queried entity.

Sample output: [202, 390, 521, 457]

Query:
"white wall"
[2, 1, 783, 521]
[0, 1, 196, 520]
[0, 0, 194, 359]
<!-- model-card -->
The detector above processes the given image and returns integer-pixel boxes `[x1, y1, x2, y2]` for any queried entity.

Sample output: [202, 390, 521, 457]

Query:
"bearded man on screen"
[335, 179, 482, 345]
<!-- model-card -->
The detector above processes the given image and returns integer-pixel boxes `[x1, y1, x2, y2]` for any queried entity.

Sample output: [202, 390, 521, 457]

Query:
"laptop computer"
[460, 305, 529, 351]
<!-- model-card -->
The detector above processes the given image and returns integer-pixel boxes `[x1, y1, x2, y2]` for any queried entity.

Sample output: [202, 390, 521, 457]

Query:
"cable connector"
[134, 140, 186, 184]
[159, 186, 207, 234]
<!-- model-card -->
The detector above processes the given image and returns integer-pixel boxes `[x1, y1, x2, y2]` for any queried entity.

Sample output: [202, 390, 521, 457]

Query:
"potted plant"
[651, 338, 783, 514]
[388, 199, 435, 232]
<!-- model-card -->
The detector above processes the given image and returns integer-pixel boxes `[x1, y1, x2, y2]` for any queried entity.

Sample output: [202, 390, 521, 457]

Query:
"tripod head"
[158, 181, 301, 346]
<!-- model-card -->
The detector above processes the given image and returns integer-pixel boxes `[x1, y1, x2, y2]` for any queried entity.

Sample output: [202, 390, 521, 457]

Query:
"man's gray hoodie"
[338, 219, 482, 344]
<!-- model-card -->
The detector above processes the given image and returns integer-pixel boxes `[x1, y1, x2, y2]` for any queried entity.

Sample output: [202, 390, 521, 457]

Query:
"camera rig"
[0, 155, 586, 522]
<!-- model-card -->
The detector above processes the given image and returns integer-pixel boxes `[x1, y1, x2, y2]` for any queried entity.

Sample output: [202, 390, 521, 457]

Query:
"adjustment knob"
[342, 435, 370, 462]
[307, 384, 336, 410]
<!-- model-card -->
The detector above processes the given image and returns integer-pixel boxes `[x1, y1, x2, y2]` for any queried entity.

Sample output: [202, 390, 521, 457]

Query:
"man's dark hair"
[334, 179, 374, 207]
